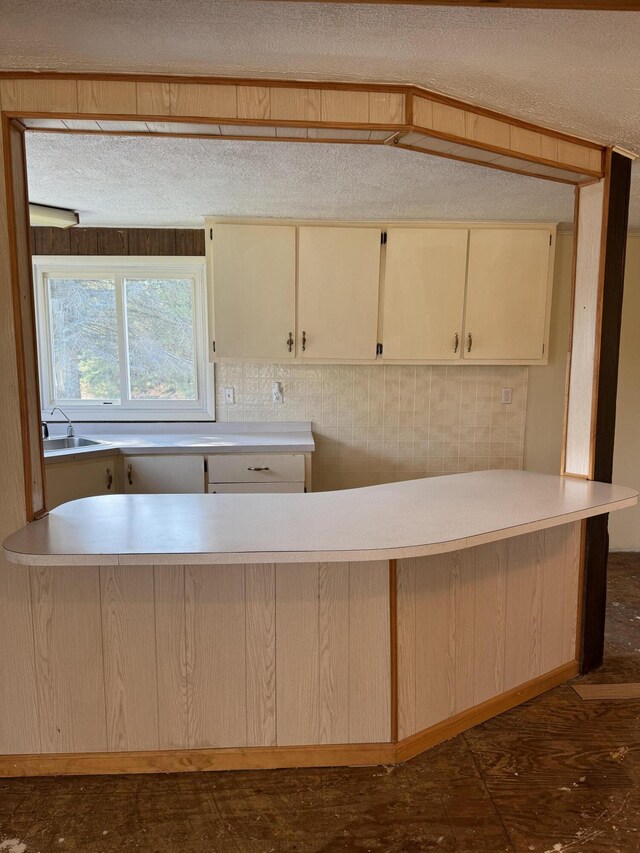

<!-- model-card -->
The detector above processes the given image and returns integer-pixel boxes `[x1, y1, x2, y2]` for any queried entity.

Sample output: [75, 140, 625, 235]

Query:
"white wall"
[524, 234, 640, 551]
[610, 236, 640, 550]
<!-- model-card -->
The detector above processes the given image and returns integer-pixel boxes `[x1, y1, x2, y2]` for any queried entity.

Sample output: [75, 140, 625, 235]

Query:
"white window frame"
[33, 255, 214, 422]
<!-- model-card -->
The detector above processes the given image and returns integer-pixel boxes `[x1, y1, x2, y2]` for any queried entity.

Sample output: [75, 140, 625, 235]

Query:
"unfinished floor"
[2, 553, 640, 852]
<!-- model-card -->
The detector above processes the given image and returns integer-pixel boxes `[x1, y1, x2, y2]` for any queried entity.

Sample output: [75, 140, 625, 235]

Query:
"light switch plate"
[501, 387, 513, 405]
[223, 387, 235, 404]
[273, 382, 284, 404]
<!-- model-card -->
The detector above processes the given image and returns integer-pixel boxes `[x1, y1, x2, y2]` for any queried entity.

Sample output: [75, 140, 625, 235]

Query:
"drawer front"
[208, 482, 305, 494]
[207, 453, 305, 483]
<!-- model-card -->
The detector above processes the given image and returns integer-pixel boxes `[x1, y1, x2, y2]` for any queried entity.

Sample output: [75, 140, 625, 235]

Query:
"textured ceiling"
[6, 0, 640, 226]
[25, 132, 577, 228]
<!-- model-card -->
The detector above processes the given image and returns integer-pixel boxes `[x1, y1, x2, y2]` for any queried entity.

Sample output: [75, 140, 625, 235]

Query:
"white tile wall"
[215, 363, 528, 492]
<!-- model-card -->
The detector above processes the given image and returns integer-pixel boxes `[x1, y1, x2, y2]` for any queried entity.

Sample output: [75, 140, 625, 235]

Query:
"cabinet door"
[463, 229, 553, 361]
[297, 226, 381, 360]
[124, 455, 205, 494]
[46, 456, 117, 510]
[382, 228, 468, 360]
[212, 224, 296, 360]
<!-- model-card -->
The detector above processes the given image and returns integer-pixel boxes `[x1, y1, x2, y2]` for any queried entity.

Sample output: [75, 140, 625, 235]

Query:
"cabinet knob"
[302, 331, 307, 352]
[286, 332, 294, 353]
[466, 332, 473, 353]
[106, 468, 113, 490]
[127, 463, 133, 486]
[453, 332, 459, 354]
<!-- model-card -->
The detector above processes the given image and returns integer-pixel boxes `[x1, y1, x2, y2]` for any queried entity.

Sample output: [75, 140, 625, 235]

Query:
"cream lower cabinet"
[45, 456, 118, 510]
[463, 228, 554, 361]
[210, 223, 296, 360]
[382, 228, 469, 360]
[124, 455, 206, 494]
[297, 226, 381, 360]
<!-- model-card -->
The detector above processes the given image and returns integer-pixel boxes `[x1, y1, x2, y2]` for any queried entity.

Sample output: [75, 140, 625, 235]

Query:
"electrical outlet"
[501, 387, 513, 405]
[273, 382, 284, 404]
[223, 387, 235, 405]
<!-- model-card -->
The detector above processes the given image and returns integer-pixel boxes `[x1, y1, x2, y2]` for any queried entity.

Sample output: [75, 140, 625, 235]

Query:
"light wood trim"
[396, 661, 579, 762]
[389, 560, 398, 743]
[560, 187, 581, 476]
[135, 81, 171, 116]
[3, 119, 46, 518]
[572, 683, 640, 700]
[0, 741, 398, 778]
[169, 83, 237, 119]
[0, 79, 78, 113]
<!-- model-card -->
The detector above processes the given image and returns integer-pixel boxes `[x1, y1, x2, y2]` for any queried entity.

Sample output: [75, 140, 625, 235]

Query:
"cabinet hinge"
[210, 228, 213, 240]
[376, 342, 383, 356]
[204, 459, 208, 473]
[212, 340, 216, 353]
[381, 231, 387, 245]
[549, 234, 552, 246]
[542, 342, 545, 355]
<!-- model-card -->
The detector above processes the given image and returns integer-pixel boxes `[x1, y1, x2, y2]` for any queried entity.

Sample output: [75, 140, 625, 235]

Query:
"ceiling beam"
[256, 1, 640, 9]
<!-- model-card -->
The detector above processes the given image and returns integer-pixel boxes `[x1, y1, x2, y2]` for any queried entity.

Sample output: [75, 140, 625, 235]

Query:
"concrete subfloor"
[2, 553, 640, 852]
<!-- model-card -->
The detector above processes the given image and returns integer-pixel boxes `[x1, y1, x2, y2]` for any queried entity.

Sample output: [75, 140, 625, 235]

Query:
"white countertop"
[4, 471, 637, 566]
[43, 423, 315, 461]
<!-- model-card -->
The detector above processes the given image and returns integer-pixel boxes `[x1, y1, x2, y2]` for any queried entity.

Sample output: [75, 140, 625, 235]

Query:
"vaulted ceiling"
[6, 0, 640, 227]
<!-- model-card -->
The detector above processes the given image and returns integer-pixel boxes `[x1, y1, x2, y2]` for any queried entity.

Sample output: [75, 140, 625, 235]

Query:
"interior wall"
[610, 235, 640, 550]
[523, 233, 573, 475]
[524, 233, 640, 551]
[215, 362, 528, 492]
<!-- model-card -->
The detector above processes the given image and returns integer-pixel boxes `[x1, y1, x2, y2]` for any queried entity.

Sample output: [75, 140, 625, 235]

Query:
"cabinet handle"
[466, 332, 473, 353]
[453, 332, 459, 353]
[247, 466, 270, 472]
[106, 468, 113, 490]
[301, 331, 307, 352]
[286, 332, 294, 353]
[127, 463, 133, 486]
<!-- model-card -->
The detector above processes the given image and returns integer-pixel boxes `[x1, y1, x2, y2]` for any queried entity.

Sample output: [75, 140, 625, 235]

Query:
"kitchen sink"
[43, 437, 103, 451]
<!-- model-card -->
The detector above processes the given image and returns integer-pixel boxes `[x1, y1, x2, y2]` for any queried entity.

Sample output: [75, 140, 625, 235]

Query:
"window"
[33, 256, 213, 420]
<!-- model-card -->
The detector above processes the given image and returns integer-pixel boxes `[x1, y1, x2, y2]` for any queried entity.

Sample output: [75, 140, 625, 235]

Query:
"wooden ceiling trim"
[1, 73, 605, 181]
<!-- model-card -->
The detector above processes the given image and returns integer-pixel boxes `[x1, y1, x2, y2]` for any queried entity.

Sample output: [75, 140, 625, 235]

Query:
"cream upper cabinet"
[463, 228, 554, 361]
[297, 226, 382, 360]
[382, 228, 469, 360]
[212, 224, 296, 360]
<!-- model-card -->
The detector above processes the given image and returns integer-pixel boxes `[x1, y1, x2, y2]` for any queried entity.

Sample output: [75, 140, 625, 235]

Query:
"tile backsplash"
[215, 363, 528, 492]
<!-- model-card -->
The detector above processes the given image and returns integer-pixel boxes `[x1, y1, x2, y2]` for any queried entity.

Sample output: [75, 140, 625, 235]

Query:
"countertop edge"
[4, 493, 636, 567]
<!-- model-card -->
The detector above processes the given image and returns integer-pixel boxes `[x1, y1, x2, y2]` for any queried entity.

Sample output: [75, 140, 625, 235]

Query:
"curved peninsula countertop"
[4, 470, 637, 566]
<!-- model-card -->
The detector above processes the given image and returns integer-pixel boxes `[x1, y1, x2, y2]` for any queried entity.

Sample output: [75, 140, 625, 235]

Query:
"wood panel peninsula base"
[1, 471, 636, 778]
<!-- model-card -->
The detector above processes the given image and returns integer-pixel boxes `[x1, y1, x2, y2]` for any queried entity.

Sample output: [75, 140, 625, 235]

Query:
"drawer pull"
[467, 332, 473, 353]
[106, 468, 113, 490]
[247, 466, 270, 472]
[127, 463, 133, 485]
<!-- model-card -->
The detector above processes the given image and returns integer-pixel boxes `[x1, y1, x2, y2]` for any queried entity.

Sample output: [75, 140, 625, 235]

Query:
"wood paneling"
[0, 79, 78, 113]
[30, 565, 107, 753]
[245, 564, 277, 747]
[32, 227, 204, 256]
[186, 565, 247, 748]
[472, 541, 507, 705]
[136, 81, 172, 116]
[276, 562, 320, 745]
[0, 565, 40, 754]
[270, 87, 322, 121]
[321, 89, 369, 123]
[154, 565, 188, 749]
[237, 86, 271, 120]
[349, 561, 391, 743]
[398, 524, 581, 740]
[369, 91, 405, 125]
[170, 83, 237, 119]
[78, 80, 137, 114]
[318, 562, 350, 744]
[100, 566, 159, 751]
[504, 531, 543, 689]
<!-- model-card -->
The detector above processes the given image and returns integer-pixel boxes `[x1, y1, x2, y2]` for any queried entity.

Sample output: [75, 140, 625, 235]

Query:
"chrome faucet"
[50, 406, 74, 437]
